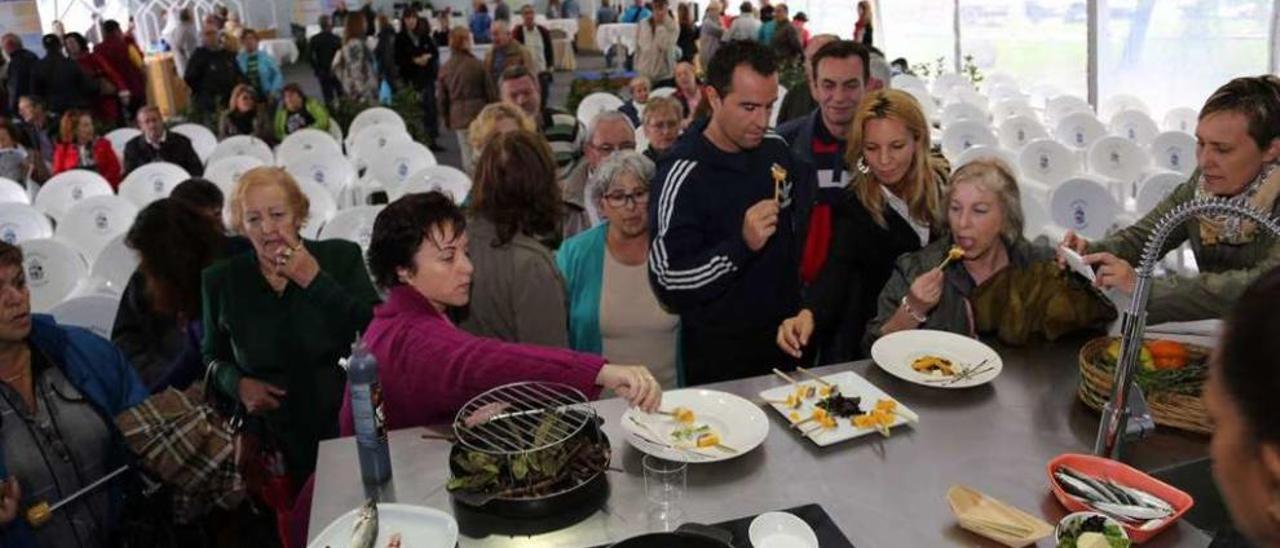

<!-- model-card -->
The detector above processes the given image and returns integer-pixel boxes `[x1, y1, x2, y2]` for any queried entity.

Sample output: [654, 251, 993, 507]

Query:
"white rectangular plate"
[757, 371, 918, 447]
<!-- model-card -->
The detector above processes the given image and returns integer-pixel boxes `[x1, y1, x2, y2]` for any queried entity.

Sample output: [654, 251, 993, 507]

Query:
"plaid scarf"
[1195, 161, 1280, 245]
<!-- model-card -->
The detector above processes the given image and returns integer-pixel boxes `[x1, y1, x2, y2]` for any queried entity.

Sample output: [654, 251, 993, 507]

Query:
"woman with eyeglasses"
[558, 151, 681, 387]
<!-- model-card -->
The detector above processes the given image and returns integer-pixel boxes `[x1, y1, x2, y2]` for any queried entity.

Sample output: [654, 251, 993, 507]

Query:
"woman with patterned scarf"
[1060, 75, 1280, 324]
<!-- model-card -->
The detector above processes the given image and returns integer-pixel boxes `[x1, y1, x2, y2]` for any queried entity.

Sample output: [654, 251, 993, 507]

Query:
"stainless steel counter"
[309, 335, 1212, 547]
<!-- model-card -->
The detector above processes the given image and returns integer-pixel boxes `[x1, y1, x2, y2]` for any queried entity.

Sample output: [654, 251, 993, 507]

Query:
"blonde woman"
[465, 101, 536, 173]
[217, 83, 275, 144]
[777, 89, 948, 363]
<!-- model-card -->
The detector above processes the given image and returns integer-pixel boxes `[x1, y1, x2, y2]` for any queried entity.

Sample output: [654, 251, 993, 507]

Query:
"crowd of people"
[2, 0, 1280, 547]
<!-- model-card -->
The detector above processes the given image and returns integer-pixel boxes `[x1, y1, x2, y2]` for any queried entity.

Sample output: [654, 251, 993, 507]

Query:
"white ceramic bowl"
[1055, 511, 1131, 547]
[748, 511, 819, 548]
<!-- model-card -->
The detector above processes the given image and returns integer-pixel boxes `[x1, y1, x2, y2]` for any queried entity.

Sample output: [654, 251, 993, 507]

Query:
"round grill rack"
[452, 381, 596, 455]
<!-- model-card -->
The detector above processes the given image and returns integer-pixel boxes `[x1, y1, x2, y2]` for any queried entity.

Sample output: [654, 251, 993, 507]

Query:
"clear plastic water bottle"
[346, 336, 392, 484]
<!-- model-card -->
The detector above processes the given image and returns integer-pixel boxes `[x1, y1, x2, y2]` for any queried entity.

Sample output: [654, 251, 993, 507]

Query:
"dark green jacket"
[201, 239, 379, 477]
[1088, 170, 1280, 324]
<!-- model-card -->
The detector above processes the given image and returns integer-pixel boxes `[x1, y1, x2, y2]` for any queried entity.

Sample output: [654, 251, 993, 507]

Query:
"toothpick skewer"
[795, 366, 833, 387]
[771, 368, 799, 385]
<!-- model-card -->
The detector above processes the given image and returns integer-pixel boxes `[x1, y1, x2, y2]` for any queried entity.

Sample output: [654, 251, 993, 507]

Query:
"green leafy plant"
[961, 54, 985, 86]
[566, 72, 632, 114]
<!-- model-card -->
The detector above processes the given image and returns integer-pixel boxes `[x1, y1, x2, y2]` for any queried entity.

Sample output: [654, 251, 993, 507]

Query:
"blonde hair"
[467, 102, 537, 152]
[228, 167, 310, 235]
[228, 83, 258, 110]
[844, 89, 941, 231]
[947, 158, 1024, 243]
[643, 96, 682, 123]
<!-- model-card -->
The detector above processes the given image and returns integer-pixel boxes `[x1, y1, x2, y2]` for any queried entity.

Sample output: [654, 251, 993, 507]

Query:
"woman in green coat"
[1062, 75, 1280, 324]
[865, 159, 1113, 350]
[202, 166, 378, 491]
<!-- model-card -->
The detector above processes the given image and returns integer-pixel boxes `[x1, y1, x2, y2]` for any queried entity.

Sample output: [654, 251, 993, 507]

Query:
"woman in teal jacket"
[556, 151, 683, 387]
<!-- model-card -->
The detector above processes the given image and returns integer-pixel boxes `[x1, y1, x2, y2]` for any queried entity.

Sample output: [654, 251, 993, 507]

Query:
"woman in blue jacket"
[556, 151, 682, 387]
[0, 241, 147, 548]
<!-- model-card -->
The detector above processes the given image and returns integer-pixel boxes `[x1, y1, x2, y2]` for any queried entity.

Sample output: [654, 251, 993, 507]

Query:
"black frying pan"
[609, 523, 734, 548]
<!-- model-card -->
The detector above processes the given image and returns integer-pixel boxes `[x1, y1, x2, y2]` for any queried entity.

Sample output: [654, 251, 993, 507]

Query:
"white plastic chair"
[949, 88, 989, 111]
[104, 128, 141, 164]
[1050, 176, 1120, 241]
[998, 115, 1049, 150]
[931, 73, 973, 100]
[769, 85, 788, 127]
[1054, 112, 1107, 150]
[319, 205, 385, 251]
[20, 238, 89, 313]
[90, 233, 138, 294]
[1108, 109, 1160, 147]
[339, 174, 392, 209]
[576, 92, 625, 125]
[348, 125, 414, 172]
[54, 195, 140, 265]
[982, 72, 1019, 94]
[1135, 171, 1187, 218]
[987, 83, 1026, 105]
[0, 177, 29, 204]
[347, 108, 408, 146]
[370, 141, 438, 193]
[1101, 94, 1150, 121]
[650, 86, 677, 99]
[903, 87, 939, 123]
[1149, 131, 1197, 175]
[119, 162, 190, 207]
[395, 165, 473, 204]
[991, 98, 1037, 124]
[1027, 83, 1063, 110]
[33, 169, 113, 224]
[0, 203, 53, 244]
[1019, 181, 1054, 240]
[328, 122, 345, 148]
[49, 294, 121, 339]
[205, 155, 268, 190]
[1087, 135, 1151, 185]
[207, 135, 275, 166]
[171, 123, 218, 163]
[940, 120, 998, 162]
[1045, 95, 1093, 127]
[283, 152, 356, 200]
[298, 179, 338, 240]
[890, 74, 927, 94]
[276, 128, 344, 164]
[941, 102, 989, 127]
[953, 146, 1020, 177]
[1018, 138, 1079, 186]
[1162, 107, 1198, 134]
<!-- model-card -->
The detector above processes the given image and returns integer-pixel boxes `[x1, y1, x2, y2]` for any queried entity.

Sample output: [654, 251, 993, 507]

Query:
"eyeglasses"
[646, 120, 680, 131]
[603, 188, 650, 208]
[593, 142, 636, 154]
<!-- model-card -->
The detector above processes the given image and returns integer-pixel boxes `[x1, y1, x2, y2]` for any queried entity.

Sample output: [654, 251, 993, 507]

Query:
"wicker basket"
[1077, 337, 1213, 435]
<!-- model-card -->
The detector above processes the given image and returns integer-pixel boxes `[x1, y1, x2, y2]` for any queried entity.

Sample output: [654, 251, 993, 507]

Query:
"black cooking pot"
[609, 523, 734, 548]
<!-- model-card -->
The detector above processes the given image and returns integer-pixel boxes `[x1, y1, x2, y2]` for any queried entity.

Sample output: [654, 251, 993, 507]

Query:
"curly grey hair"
[589, 150, 655, 205]
[946, 158, 1024, 243]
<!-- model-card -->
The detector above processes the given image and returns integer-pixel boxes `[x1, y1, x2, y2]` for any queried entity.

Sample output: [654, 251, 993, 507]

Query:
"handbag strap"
[202, 360, 246, 433]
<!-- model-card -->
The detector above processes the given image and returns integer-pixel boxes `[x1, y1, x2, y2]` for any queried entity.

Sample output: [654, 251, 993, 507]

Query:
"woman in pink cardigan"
[338, 191, 662, 435]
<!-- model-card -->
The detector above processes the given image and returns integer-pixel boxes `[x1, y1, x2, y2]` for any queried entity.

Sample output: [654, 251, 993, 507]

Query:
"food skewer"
[937, 245, 966, 270]
[771, 368, 800, 385]
[794, 366, 834, 388]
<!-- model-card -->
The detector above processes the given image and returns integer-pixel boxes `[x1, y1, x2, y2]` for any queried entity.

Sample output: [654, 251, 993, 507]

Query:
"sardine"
[1091, 500, 1173, 521]
[1105, 479, 1175, 513]
[351, 499, 378, 548]
[1055, 471, 1111, 504]
[1059, 466, 1123, 504]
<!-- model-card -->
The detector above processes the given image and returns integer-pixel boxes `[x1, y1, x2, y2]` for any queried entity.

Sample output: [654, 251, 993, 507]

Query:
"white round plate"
[620, 388, 768, 463]
[750, 511, 819, 548]
[870, 330, 1003, 388]
[306, 503, 458, 548]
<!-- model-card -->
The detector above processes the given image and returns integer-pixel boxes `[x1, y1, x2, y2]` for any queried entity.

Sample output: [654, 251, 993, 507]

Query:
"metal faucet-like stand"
[1095, 197, 1280, 460]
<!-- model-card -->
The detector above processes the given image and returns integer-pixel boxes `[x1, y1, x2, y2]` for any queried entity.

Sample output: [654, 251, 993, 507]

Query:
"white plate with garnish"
[758, 370, 918, 447]
[621, 389, 768, 463]
[871, 329, 1003, 389]
[307, 502, 457, 548]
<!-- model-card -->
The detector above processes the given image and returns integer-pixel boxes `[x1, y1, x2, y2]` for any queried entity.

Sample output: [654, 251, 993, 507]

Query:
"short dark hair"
[170, 178, 225, 211]
[705, 40, 776, 98]
[282, 82, 306, 100]
[125, 198, 227, 317]
[1200, 75, 1280, 151]
[41, 34, 61, 53]
[1221, 265, 1280, 443]
[500, 64, 535, 85]
[367, 192, 467, 289]
[101, 20, 122, 34]
[64, 32, 88, 52]
[810, 40, 870, 82]
[0, 241, 21, 270]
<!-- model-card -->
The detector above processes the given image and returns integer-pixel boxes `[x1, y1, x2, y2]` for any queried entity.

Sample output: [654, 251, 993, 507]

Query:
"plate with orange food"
[621, 389, 770, 463]
[757, 371, 919, 447]
[871, 329, 1004, 389]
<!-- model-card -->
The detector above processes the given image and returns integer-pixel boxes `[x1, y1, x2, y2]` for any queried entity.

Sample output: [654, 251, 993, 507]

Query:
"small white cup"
[748, 511, 818, 548]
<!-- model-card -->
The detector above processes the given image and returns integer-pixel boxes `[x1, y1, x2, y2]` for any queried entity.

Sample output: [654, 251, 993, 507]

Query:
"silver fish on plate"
[350, 499, 379, 548]
[1054, 465, 1177, 525]
[1092, 501, 1173, 522]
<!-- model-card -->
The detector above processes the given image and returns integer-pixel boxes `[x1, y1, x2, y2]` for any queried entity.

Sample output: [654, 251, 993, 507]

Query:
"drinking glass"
[643, 454, 686, 530]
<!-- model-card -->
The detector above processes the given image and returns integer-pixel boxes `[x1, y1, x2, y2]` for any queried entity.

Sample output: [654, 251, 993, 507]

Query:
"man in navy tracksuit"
[648, 41, 815, 385]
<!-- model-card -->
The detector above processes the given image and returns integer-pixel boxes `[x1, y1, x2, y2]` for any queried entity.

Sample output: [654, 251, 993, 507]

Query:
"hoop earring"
[856, 157, 870, 174]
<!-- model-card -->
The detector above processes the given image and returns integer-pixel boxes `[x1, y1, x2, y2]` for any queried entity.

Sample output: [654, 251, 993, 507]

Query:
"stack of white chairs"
[1162, 107, 1198, 134]
[370, 141, 437, 196]
[940, 120, 998, 162]
[891, 74, 928, 95]
[319, 205, 385, 252]
[53, 195, 139, 266]
[0, 202, 53, 244]
[1108, 109, 1160, 147]
[104, 128, 141, 164]
[941, 102, 989, 127]
[283, 152, 357, 201]
[172, 123, 219, 163]
[395, 165, 473, 204]
[1045, 95, 1092, 127]
[1100, 94, 1150, 122]
[576, 92, 625, 125]
[1150, 131, 1196, 175]
[33, 170, 114, 224]
[20, 238, 89, 313]
[0, 177, 29, 204]
[931, 73, 974, 103]
[991, 98, 1037, 124]
[119, 162, 190, 207]
[998, 115, 1048, 150]
[207, 135, 275, 166]
[277, 128, 345, 163]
